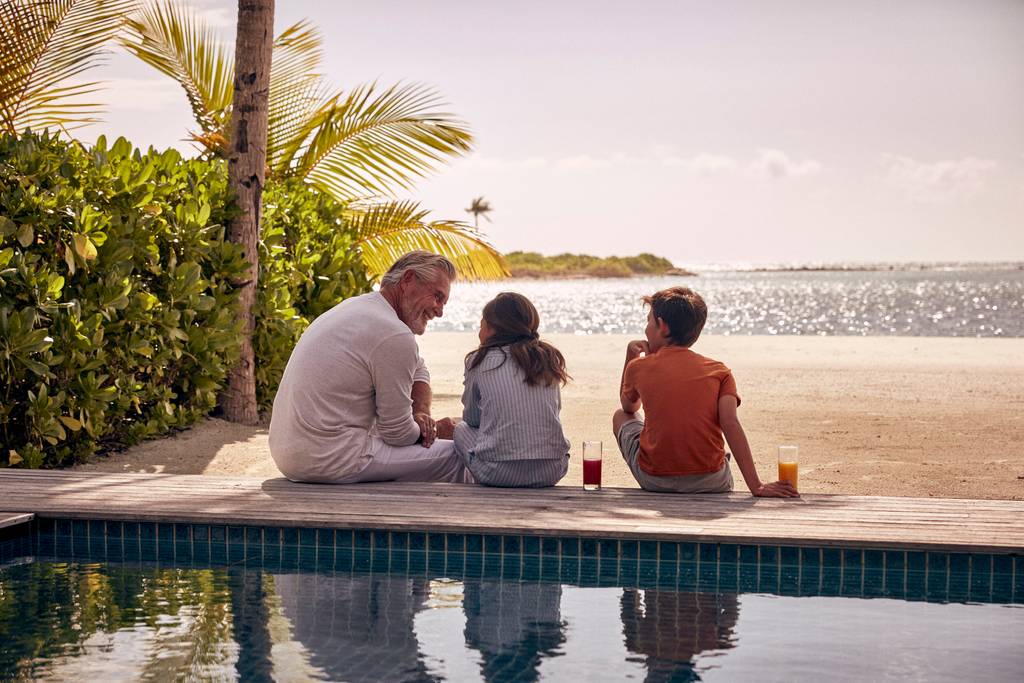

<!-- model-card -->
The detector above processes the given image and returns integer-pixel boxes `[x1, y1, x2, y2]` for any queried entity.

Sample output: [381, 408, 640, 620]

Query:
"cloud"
[747, 148, 822, 179]
[555, 154, 613, 171]
[100, 78, 184, 111]
[663, 153, 739, 175]
[881, 154, 997, 200]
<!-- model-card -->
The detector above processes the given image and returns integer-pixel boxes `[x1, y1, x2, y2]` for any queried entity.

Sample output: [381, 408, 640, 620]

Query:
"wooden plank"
[0, 513, 33, 529]
[1, 471, 1022, 553]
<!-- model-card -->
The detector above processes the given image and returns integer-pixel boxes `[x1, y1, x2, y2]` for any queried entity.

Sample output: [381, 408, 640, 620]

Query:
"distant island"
[504, 251, 695, 278]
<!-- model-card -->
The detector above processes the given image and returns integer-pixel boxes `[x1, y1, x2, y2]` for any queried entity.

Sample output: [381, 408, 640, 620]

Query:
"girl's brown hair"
[467, 292, 570, 387]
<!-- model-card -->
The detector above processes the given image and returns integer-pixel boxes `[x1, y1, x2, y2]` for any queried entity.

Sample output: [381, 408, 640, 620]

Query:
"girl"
[453, 292, 571, 487]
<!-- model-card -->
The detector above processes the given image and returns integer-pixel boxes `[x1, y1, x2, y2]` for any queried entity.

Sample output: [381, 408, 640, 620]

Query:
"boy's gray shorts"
[615, 419, 734, 493]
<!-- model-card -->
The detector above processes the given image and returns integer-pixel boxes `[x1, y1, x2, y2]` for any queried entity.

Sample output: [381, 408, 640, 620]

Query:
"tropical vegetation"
[504, 251, 690, 278]
[0, 131, 369, 467]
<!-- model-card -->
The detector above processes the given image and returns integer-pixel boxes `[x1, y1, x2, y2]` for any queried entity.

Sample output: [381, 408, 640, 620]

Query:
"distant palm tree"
[465, 196, 493, 228]
[0, 0, 139, 135]
[120, 1, 508, 279]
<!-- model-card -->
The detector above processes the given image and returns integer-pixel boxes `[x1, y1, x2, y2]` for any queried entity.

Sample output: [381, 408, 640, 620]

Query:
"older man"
[269, 251, 469, 483]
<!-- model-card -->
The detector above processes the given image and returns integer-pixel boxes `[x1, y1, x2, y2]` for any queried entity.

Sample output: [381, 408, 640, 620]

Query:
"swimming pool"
[2, 519, 1022, 681]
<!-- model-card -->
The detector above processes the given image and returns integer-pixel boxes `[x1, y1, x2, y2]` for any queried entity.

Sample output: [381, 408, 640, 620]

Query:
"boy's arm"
[719, 394, 799, 498]
[619, 340, 648, 413]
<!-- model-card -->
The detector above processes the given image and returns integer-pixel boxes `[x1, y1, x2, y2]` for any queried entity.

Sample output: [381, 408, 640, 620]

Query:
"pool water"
[2, 555, 1021, 682]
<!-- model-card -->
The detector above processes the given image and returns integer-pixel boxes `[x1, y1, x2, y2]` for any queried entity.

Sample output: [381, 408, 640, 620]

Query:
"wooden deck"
[1, 470, 1022, 553]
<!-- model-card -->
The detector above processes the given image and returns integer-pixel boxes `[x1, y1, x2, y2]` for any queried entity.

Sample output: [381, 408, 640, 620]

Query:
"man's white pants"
[343, 436, 471, 483]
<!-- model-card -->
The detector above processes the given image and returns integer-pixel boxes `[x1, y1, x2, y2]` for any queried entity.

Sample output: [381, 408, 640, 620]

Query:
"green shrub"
[0, 132, 370, 467]
[256, 179, 371, 408]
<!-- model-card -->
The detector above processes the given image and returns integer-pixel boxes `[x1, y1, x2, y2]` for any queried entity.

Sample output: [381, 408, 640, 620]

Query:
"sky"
[85, 0, 1024, 265]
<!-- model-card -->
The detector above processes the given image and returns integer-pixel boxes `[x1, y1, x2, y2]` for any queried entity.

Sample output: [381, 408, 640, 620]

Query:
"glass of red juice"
[583, 441, 602, 491]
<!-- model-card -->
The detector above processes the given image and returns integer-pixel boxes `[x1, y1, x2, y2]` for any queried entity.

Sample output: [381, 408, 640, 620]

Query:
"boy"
[613, 287, 797, 497]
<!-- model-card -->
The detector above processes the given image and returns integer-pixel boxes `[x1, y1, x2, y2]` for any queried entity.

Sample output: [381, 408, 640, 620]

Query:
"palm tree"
[221, 0, 274, 424]
[0, 0, 139, 135]
[465, 196, 493, 228]
[120, 1, 508, 280]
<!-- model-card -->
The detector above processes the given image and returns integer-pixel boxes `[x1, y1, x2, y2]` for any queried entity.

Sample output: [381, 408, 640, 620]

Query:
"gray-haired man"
[270, 251, 470, 483]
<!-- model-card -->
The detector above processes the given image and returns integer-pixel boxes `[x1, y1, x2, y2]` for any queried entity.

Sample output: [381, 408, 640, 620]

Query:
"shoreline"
[75, 334, 1024, 501]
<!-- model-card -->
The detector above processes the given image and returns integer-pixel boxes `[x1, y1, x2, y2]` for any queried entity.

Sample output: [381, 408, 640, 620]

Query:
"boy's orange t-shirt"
[621, 346, 740, 476]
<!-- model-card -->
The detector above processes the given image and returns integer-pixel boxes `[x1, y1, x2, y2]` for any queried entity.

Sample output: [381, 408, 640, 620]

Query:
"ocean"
[430, 263, 1024, 337]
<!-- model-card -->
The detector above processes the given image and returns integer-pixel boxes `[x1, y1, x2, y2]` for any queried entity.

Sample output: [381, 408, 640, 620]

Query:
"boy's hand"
[626, 339, 650, 359]
[753, 480, 800, 498]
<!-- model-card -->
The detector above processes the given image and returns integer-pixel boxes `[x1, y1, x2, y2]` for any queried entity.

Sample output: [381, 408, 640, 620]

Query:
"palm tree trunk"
[222, 0, 274, 424]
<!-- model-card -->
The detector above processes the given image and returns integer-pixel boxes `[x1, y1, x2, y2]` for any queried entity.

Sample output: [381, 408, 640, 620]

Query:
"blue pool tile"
[408, 550, 428, 575]
[465, 534, 483, 554]
[560, 537, 579, 557]
[541, 537, 558, 556]
[949, 553, 970, 574]
[298, 541, 317, 568]
[372, 530, 389, 550]
[780, 546, 801, 567]
[620, 540, 638, 559]
[390, 531, 408, 552]
[243, 526, 259, 547]
[523, 535, 540, 556]
[560, 555, 579, 583]
[504, 535, 521, 554]
[863, 549, 884, 571]
[738, 544, 758, 566]
[719, 544, 738, 564]
[209, 525, 226, 544]
[677, 563, 698, 592]
[992, 554, 1013, 576]
[370, 548, 389, 572]
[948, 566, 970, 602]
[228, 525, 245, 546]
[579, 558, 600, 586]
[843, 548, 863, 572]
[484, 552, 501, 577]
[391, 544, 410, 573]
[72, 519, 88, 538]
[758, 562, 779, 593]
[541, 555, 560, 582]
[660, 541, 680, 563]
[800, 547, 821, 568]
[229, 540, 248, 565]
[904, 569, 926, 601]
[297, 528, 316, 547]
[885, 550, 906, 572]
[484, 535, 502, 555]
[429, 550, 447, 575]
[637, 559, 658, 588]
[316, 528, 333, 549]
[719, 561, 738, 591]
[822, 547, 842, 568]
[56, 519, 72, 538]
[739, 565, 758, 592]
[353, 530, 372, 550]
[599, 539, 618, 559]
[174, 523, 190, 542]
[863, 568, 885, 598]
[677, 542, 697, 562]
[884, 564, 906, 597]
[105, 523, 122, 558]
[89, 520, 105, 540]
[906, 551, 926, 572]
[800, 562, 821, 593]
[699, 543, 718, 563]
[446, 533, 466, 554]
[502, 552, 522, 579]
[927, 551, 948, 573]
[522, 556, 541, 582]
[581, 538, 599, 558]
[599, 553, 619, 582]
[970, 555, 993, 599]
[620, 558, 638, 587]
[639, 541, 657, 561]
[157, 523, 173, 545]
[428, 532, 446, 552]
[408, 531, 426, 551]
[759, 545, 778, 566]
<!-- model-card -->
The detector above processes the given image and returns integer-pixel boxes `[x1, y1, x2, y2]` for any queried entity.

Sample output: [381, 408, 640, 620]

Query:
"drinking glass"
[582, 441, 602, 491]
[778, 445, 799, 491]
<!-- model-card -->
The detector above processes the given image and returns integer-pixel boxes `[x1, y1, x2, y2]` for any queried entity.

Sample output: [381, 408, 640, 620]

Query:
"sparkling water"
[432, 265, 1024, 337]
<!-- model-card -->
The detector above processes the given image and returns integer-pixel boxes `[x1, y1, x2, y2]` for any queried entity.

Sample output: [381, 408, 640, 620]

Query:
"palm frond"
[286, 81, 474, 199]
[0, 0, 138, 135]
[348, 200, 508, 281]
[119, 0, 232, 144]
[267, 19, 337, 173]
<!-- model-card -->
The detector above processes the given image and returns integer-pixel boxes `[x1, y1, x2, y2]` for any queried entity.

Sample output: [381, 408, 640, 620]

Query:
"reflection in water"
[463, 579, 566, 682]
[620, 590, 738, 682]
[272, 573, 440, 682]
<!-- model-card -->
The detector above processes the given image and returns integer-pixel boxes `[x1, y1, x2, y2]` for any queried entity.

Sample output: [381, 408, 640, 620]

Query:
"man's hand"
[626, 339, 650, 360]
[753, 480, 800, 498]
[436, 417, 460, 440]
[413, 412, 436, 448]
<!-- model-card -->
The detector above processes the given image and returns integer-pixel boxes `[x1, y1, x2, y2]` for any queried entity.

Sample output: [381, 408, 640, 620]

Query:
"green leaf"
[72, 234, 98, 260]
[16, 222, 34, 247]
[58, 416, 82, 431]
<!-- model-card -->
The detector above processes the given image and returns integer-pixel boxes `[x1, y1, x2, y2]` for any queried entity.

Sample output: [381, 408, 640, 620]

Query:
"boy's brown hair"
[643, 287, 707, 347]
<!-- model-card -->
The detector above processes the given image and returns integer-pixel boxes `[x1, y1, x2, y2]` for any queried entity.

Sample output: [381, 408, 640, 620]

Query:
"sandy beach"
[75, 333, 1024, 500]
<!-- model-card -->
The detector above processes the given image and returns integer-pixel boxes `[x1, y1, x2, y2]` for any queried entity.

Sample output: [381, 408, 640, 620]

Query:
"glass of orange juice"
[778, 445, 799, 491]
